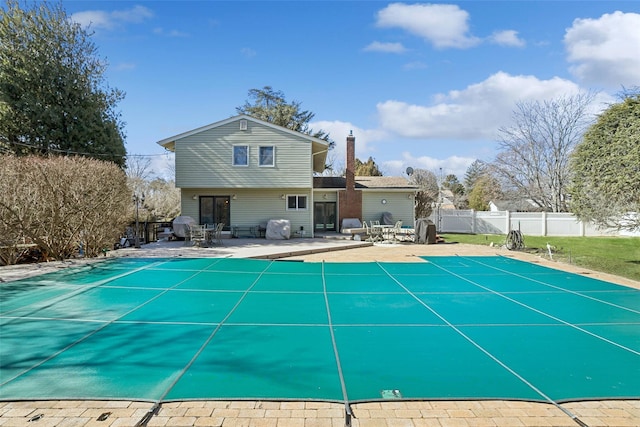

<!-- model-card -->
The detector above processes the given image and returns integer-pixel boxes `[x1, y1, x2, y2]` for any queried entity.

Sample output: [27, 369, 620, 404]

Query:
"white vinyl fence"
[429, 210, 638, 237]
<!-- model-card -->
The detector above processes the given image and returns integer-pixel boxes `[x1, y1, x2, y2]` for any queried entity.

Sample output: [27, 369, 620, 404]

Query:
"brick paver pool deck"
[1, 399, 639, 427]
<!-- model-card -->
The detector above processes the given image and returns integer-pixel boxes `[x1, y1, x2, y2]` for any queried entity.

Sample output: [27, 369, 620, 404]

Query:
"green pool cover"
[1, 256, 638, 406]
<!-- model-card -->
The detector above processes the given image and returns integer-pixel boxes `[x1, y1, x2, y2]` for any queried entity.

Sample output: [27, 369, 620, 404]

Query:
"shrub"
[0, 155, 130, 263]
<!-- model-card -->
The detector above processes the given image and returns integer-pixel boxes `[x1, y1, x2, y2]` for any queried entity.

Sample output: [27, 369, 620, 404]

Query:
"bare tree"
[143, 178, 181, 221]
[410, 169, 439, 218]
[126, 155, 153, 181]
[493, 92, 596, 212]
[125, 155, 181, 222]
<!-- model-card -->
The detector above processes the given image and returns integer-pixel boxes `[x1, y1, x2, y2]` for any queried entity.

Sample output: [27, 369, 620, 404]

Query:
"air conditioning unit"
[239, 120, 248, 131]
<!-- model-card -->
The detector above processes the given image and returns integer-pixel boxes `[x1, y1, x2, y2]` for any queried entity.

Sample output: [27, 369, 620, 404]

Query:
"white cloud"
[375, 3, 480, 49]
[564, 11, 640, 88]
[363, 41, 408, 53]
[376, 72, 589, 140]
[71, 5, 153, 30]
[489, 30, 525, 47]
[310, 121, 474, 178]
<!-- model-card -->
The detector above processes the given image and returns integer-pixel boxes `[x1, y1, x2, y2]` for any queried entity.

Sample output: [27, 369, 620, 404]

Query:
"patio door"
[314, 202, 336, 232]
[199, 196, 230, 230]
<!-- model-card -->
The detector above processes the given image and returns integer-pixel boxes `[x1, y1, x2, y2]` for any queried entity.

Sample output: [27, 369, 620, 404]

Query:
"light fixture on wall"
[192, 194, 198, 200]
[381, 199, 387, 205]
[281, 194, 286, 200]
[323, 193, 328, 199]
[232, 194, 237, 200]
[408, 194, 413, 199]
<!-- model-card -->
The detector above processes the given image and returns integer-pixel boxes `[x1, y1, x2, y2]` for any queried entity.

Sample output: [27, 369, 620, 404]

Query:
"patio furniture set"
[184, 223, 225, 247]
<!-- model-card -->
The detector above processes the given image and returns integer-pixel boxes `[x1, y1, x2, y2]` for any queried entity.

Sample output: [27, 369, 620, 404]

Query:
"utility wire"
[3, 139, 172, 158]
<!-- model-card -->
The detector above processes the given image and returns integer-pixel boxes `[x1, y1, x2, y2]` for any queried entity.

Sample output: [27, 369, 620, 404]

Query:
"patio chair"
[183, 224, 192, 246]
[203, 224, 215, 246]
[189, 225, 206, 247]
[210, 222, 224, 246]
[390, 220, 403, 242]
[365, 221, 383, 242]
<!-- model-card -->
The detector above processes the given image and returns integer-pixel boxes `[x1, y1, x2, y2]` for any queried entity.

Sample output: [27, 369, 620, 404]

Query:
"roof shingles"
[313, 176, 417, 189]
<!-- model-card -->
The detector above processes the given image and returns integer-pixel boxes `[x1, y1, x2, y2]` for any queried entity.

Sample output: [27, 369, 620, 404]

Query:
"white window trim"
[258, 145, 275, 167]
[232, 145, 249, 167]
[286, 194, 308, 211]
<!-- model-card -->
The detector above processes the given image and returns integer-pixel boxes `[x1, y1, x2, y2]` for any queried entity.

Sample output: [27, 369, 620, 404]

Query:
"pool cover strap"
[321, 261, 353, 425]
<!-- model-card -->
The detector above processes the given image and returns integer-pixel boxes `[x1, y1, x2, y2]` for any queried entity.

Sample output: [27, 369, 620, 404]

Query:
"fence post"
[471, 209, 476, 234]
[505, 210, 510, 232]
[541, 211, 547, 236]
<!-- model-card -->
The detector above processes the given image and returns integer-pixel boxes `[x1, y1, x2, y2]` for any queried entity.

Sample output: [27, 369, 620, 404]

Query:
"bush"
[0, 155, 130, 263]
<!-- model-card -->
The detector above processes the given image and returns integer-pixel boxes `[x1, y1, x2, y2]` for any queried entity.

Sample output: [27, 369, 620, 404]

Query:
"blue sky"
[66, 1, 640, 179]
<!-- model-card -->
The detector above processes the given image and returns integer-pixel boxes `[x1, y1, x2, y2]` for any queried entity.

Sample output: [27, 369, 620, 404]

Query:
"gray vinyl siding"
[181, 189, 314, 233]
[175, 119, 312, 189]
[362, 191, 415, 226]
[313, 191, 338, 202]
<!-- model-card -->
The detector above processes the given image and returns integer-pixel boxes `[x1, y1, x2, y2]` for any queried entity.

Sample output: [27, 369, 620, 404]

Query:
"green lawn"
[440, 234, 640, 282]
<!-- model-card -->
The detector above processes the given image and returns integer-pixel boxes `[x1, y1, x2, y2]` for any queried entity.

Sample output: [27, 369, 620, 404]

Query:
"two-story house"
[157, 115, 416, 237]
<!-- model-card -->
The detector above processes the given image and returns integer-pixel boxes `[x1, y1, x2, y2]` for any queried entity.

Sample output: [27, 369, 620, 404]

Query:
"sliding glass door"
[199, 196, 230, 230]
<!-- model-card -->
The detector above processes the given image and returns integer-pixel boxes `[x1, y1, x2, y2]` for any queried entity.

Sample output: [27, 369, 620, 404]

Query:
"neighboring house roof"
[489, 199, 544, 212]
[314, 176, 418, 190]
[156, 114, 330, 172]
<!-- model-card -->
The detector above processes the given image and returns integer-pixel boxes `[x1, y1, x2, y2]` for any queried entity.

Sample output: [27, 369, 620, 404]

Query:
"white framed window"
[259, 146, 275, 167]
[287, 195, 307, 211]
[233, 145, 249, 166]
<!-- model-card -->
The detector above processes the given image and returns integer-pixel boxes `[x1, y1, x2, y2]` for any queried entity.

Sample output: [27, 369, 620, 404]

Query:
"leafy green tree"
[467, 175, 503, 211]
[237, 86, 333, 149]
[0, 0, 126, 166]
[570, 94, 640, 231]
[354, 157, 383, 176]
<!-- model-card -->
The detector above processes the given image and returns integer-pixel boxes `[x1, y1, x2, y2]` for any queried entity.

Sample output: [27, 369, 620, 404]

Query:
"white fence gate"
[429, 210, 636, 237]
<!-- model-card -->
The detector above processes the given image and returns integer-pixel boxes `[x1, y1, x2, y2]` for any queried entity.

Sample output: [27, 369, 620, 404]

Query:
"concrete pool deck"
[1, 237, 639, 427]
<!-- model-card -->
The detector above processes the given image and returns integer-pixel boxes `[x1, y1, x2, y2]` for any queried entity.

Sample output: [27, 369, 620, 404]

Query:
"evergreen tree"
[570, 93, 640, 231]
[237, 86, 333, 149]
[354, 157, 383, 176]
[0, 0, 126, 166]
[442, 174, 464, 196]
[463, 160, 488, 192]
